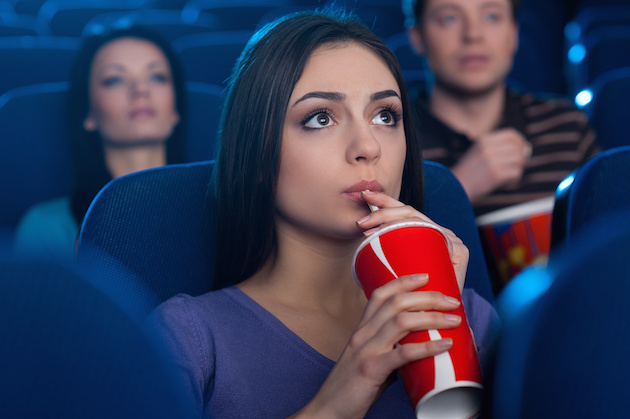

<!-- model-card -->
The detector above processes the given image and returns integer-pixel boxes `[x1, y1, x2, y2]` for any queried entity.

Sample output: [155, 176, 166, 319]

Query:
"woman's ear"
[83, 113, 97, 132]
[406, 26, 426, 56]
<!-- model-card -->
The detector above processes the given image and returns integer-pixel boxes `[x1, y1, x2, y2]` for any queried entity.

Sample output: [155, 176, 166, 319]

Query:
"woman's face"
[277, 42, 407, 241]
[83, 37, 180, 145]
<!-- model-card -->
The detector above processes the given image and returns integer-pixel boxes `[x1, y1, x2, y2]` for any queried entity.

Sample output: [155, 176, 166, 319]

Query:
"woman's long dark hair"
[213, 10, 423, 289]
[68, 25, 187, 225]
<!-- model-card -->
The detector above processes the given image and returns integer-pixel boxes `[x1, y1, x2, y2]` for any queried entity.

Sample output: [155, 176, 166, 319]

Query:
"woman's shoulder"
[152, 287, 257, 329]
[19, 196, 74, 223]
[13, 196, 78, 259]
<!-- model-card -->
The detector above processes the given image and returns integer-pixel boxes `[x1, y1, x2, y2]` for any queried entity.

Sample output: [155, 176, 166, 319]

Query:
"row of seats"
[0, 0, 406, 39]
[0, 0, 627, 97]
[563, 5, 630, 151]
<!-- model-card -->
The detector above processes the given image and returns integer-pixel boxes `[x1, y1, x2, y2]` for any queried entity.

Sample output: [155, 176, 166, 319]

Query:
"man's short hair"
[402, 0, 520, 28]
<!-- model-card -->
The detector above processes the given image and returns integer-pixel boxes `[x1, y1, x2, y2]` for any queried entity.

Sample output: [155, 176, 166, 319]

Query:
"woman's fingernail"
[363, 227, 380, 237]
[413, 273, 429, 281]
[445, 314, 461, 323]
[444, 296, 460, 305]
[356, 215, 370, 224]
[438, 338, 453, 349]
[361, 190, 378, 195]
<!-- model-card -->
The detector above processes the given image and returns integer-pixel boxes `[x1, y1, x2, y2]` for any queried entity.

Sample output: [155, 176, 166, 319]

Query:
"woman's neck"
[103, 143, 167, 179]
[429, 82, 506, 139]
[238, 229, 367, 360]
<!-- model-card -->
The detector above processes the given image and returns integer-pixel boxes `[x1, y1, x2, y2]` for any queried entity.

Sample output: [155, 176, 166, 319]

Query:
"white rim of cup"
[351, 220, 453, 290]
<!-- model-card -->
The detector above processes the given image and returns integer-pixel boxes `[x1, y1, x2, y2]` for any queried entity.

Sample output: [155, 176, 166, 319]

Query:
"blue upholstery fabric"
[0, 82, 73, 228]
[0, 36, 79, 96]
[171, 30, 253, 87]
[423, 161, 495, 306]
[492, 211, 630, 418]
[0, 245, 193, 418]
[78, 161, 216, 306]
[37, 0, 143, 37]
[81, 9, 220, 41]
[571, 26, 630, 94]
[79, 160, 495, 308]
[184, 81, 225, 162]
[585, 67, 630, 150]
[551, 145, 630, 248]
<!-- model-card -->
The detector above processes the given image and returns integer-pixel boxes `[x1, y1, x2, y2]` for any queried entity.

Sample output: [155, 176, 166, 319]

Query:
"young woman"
[14, 26, 186, 259]
[151, 10, 498, 418]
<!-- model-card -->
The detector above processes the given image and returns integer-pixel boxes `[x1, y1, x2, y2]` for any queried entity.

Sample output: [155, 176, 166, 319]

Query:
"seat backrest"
[551, 145, 630, 249]
[78, 160, 495, 307]
[386, 31, 427, 78]
[172, 30, 253, 87]
[585, 66, 630, 150]
[0, 82, 73, 228]
[564, 5, 630, 56]
[423, 161, 495, 305]
[570, 26, 630, 94]
[181, 1, 290, 31]
[78, 161, 217, 304]
[492, 211, 630, 419]
[0, 246, 193, 418]
[81, 9, 220, 42]
[0, 36, 79, 96]
[184, 81, 225, 162]
[0, 12, 51, 36]
[37, 0, 143, 37]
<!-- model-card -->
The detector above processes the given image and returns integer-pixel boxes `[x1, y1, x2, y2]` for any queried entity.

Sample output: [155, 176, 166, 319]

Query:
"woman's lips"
[130, 108, 156, 119]
[343, 180, 384, 204]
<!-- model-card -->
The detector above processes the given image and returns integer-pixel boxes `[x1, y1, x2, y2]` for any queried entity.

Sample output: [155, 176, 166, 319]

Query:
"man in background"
[403, 0, 599, 216]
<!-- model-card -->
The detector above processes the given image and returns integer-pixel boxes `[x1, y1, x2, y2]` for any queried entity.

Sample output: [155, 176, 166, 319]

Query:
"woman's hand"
[291, 274, 462, 418]
[355, 191, 469, 292]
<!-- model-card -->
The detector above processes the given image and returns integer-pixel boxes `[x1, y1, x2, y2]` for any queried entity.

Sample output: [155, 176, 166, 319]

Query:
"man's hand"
[452, 128, 531, 203]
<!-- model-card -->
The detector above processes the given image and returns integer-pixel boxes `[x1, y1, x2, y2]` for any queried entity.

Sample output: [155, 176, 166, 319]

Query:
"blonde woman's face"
[83, 37, 180, 145]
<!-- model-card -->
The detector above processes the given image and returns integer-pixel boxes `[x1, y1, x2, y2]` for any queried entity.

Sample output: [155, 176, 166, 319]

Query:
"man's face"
[410, 0, 518, 96]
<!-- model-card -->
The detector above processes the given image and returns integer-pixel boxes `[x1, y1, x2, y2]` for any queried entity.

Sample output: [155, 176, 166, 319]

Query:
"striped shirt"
[412, 88, 600, 216]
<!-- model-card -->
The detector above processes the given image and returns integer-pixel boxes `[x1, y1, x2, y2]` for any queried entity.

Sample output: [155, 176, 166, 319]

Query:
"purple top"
[149, 286, 500, 418]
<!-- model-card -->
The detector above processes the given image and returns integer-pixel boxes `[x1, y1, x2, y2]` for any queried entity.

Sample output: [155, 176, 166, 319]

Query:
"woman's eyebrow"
[147, 60, 168, 70]
[291, 91, 346, 107]
[371, 90, 400, 101]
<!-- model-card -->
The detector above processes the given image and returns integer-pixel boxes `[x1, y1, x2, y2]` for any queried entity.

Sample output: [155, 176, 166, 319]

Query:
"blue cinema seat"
[81, 9, 220, 42]
[0, 36, 79, 96]
[567, 25, 630, 95]
[581, 67, 630, 150]
[37, 0, 143, 37]
[78, 160, 495, 308]
[492, 210, 630, 418]
[184, 81, 225, 162]
[0, 82, 73, 230]
[550, 145, 630, 249]
[171, 30, 253, 87]
[0, 12, 51, 36]
[0, 244, 194, 418]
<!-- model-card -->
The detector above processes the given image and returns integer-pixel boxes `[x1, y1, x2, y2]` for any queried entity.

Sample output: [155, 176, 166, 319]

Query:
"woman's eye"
[102, 76, 123, 87]
[372, 110, 395, 126]
[149, 73, 168, 83]
[440, 14, 458, 25]
[303, 112, 334, 129]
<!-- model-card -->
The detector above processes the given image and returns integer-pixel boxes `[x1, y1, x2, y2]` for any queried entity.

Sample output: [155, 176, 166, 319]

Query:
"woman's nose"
[347, 121, 381, 164]
[130, 79, 149, 97]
